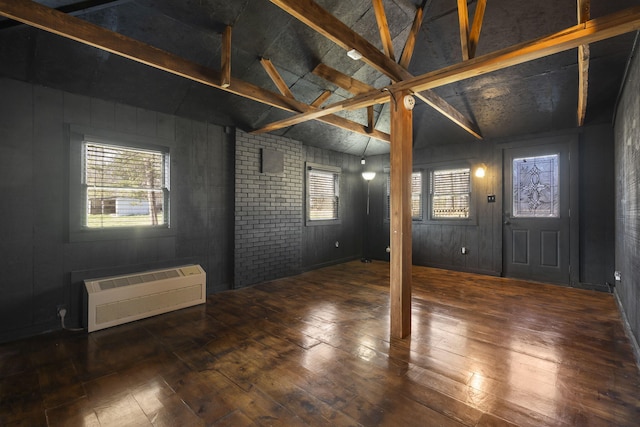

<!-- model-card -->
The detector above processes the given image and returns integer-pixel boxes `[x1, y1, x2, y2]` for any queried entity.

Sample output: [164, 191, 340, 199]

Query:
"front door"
[503, 143, 570, 284]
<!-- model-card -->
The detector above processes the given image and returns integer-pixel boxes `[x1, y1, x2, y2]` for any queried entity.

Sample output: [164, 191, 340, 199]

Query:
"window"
[430, 168, 471, 219]
[68, 125, 174, 241]
[83, 141, 170, 228]
[385, 171, 423, 220]
[512, 154, 559, 218]
[306, 163, 340, 223]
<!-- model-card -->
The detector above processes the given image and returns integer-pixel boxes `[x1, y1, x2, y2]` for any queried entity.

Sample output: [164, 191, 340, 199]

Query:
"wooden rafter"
[367, 106, 375, 133]
[399, 0, 430, 69]
[221, 25, 232, 88]
[372, 0, 395, 61]
[260, 57, 295, 99]
[458, 0, 486, 60]
[457, 0, 470, 61]
[468, 0, 486, 59]
[310, 90, 332, 107]
[253, 7, 640, 134]
[313, 63, 379, 134]
[268, 0, 482, 139]
[577, 0, 590, 126]
[312, 63, 374, 95]
[0, 0, 390, 143]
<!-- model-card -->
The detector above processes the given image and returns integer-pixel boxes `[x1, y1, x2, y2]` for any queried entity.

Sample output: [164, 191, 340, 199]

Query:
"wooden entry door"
[503, 143, 571, 284]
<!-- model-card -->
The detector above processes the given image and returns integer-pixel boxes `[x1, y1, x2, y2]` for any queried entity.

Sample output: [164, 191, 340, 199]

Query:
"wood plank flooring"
[1, 261, 639, 426]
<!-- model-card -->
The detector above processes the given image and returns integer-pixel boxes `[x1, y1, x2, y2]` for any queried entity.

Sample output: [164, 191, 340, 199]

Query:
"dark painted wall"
[614, 43, 640, 348]
[233, 131, 364, 287]
[365, 127, 614, 286]
[364, 141, 501, 276]
[579, 124, 615, 289]
[302, 145, 364, 270]
[0, 77, 367, 342]
[0, 73, 621, 343]
[234, 131, 303, 287]
[0, 77, 234, 342]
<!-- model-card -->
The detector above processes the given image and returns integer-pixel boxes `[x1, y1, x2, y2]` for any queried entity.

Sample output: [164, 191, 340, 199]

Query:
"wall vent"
[84, 265, 206, 332]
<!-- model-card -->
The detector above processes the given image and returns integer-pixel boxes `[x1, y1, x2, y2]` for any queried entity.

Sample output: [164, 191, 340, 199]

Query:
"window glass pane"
[84, 142, 169, 228]
[512, 154, 559, 218]
[308, 169, 339, 220]
[432, 168, 470, 218]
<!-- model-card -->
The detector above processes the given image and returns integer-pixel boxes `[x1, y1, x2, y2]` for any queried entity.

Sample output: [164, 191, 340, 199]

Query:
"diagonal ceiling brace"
[253, 7, 640, 134]
[0, 0, 390, 143]
[269, 0, 482, 139]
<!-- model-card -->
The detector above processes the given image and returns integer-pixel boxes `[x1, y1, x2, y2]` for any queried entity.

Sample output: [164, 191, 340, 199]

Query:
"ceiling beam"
[221, 26, 232, 88]
[399, 0, 430, 69]
[372, 0, 395, 61]
[253, 6, 640, 134]
[270, 0, 407, 81]
[313, 62, 383, 135]
[414, 92, 481, 139]
[0, 0, 133, 30]
[312, 63, 374, 95]
[577, 0, 590, 126]
[457, 0, 470, 61]
[310, 90, 332, 107]
[367, 105, 375, 133]
[0, 0, 390, 143]
[468, 0, 487, 59]
[269, 0, 482, 139]
[261, 57, 296, 99]
[458, 0, 487, 60]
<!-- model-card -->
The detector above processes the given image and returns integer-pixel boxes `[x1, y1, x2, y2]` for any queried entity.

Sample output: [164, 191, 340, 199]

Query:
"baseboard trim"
[613, 288, 640, 372]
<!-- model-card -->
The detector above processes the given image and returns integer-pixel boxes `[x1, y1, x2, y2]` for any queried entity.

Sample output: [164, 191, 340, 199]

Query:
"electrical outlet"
[57, 305, 66, 317]
[335, 241, 339, 248]
[614, 271, 621, 281]
[461, 247, 468, 255]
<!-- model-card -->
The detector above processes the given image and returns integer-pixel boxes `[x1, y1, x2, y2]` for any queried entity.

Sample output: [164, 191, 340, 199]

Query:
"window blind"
[84, 142, 169, 228]
[308, 169, 339, 220]
[431, 168, 470, 218]
[386, 171, 423, 220]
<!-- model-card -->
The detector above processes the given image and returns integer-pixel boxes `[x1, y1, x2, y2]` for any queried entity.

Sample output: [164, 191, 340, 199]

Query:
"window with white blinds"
[306, 165, 340, 222]
[431, 168, 471, 219]
[385, 171, 423, 220]
[83, 141, 170, 228]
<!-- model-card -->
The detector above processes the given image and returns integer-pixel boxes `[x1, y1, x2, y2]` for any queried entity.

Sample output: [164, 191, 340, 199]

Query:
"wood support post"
[389, 89, 413, 339]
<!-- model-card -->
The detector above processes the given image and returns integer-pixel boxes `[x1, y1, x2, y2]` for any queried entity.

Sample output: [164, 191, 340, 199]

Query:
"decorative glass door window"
[512, 154, 559, 218]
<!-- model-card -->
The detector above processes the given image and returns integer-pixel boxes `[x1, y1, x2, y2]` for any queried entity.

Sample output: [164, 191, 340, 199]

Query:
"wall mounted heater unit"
[84, 265, 206, 332]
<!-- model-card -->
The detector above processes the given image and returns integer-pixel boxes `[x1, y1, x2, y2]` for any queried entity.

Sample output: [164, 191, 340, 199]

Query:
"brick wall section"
[234, 130, 303, 287]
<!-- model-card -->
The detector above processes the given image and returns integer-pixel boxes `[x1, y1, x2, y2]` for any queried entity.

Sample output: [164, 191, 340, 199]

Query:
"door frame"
[498, 132, 579, 286]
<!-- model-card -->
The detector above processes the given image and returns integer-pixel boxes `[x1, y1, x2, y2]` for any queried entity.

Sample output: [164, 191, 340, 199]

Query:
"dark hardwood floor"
[1, 261, 639, 426]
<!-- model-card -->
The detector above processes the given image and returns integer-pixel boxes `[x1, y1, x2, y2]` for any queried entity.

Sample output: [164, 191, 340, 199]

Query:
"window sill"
[69, 226, 175, 243]
[305, 219, 342, 227]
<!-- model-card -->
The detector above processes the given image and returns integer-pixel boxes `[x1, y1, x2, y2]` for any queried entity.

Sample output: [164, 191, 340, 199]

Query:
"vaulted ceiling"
[1, 0, 638, 155]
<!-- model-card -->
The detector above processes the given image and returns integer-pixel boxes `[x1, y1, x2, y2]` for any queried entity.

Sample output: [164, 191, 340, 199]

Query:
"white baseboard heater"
[84, 264, 206, 332]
